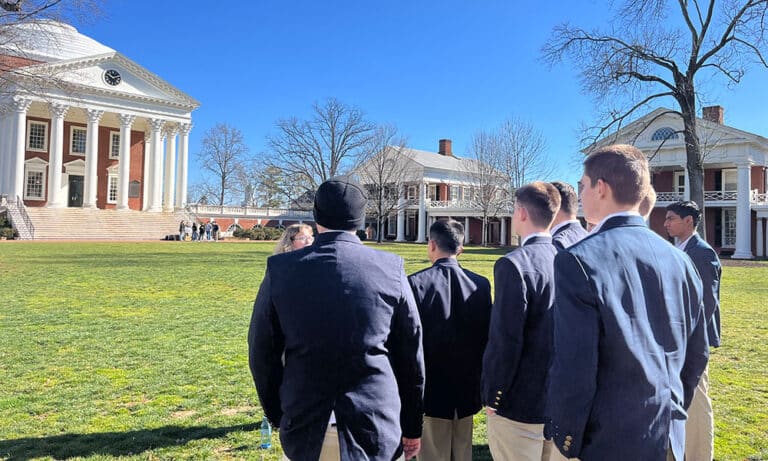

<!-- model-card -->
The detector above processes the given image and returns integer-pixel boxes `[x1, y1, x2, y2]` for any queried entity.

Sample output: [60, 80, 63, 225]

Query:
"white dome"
[0, 20, 114, 62]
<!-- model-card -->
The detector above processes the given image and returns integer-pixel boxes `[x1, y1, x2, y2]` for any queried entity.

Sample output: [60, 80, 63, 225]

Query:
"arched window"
[227, 223, 243, 233]
[651, 127, 678, 141]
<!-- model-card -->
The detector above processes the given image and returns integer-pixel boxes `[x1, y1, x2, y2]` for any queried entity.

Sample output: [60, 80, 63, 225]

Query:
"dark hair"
[550, 181, 578, 216]
[583, 144, 649, 206]
[666, 200, 701, 227]
[429, 219, 464, 255]
[515, 181, 561, 228]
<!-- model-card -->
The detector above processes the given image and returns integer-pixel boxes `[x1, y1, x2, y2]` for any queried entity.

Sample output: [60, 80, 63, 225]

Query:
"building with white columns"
[0, 21, 198, 214]
[589, 106, 768, 259]
[357, 139, 515, 245]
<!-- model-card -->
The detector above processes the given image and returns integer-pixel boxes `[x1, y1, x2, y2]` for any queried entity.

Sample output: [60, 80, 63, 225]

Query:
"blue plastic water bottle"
[260, 417, 272, 449]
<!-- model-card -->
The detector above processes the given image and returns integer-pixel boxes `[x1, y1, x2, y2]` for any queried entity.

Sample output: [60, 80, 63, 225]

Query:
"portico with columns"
[0, 21, 198, 216]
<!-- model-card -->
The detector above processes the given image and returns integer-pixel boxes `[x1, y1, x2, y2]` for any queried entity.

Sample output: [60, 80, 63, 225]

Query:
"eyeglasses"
[292, 235, 314, 243]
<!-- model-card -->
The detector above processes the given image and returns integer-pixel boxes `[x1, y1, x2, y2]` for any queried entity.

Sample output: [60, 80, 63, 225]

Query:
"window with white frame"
[388, 215, 397, 235]
[674, 171, 685, 195]
[722, 208, 736, 247]
[428, 184, 438, 201]
[109, 131, 121, 158]
[407, 185, 417, 200]
[24, 162, 47, 200]
[27, 121, 48, 152]
[450, 185, 460, 201]
[723, 169, 737, 191]
[70, 126, 87, 155]
[463, 186, 471, 201]
[107, 175, 118, 204]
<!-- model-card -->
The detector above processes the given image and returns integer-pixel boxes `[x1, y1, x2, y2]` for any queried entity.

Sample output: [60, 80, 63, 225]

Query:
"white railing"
[751, 190, 768, 205]
[428, 200, 476, 209]
[704, 191, 738, 201]
[656, 192, 685, 201]
[187, 204, 314, 219]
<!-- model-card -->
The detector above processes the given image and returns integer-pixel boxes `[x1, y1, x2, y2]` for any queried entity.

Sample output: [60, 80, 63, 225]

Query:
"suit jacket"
[482, 234, 557, 423]
[551, 221, 588, 250]
[408, 258, 491, 419]
[248, 232, 425, 461]
[547, 215, 709, 461]
[684, 233, 722, 347]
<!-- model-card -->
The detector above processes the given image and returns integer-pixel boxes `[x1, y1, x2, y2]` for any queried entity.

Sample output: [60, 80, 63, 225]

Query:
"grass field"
[0, 241, 765, 460]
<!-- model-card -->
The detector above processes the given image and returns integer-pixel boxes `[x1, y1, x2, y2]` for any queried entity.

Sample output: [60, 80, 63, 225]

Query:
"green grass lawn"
[0, 241, 765, 460]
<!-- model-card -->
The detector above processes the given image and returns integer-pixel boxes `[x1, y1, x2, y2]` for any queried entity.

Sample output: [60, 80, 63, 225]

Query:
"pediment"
[23, 53, 199, 110]
[63, 158, 86, 174]
[25, 156, 49, 166]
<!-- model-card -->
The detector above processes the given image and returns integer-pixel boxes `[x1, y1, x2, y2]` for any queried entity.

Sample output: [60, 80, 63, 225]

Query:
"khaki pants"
[282, 425, 406, 461]
[417, 414, 473, 461]
[487, 412, 552, 461]
[685, 365, 714, 461]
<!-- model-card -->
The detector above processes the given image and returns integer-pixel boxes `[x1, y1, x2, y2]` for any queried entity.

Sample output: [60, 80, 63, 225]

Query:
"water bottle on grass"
[260, 416, 272, 449]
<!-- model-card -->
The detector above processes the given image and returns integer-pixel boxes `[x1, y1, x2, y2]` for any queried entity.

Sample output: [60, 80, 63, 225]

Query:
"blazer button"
[563, 445, 569, 452]
[564, 440, 571, 447]
[565, 435, 572, 441]
[497, 391, 502, 395]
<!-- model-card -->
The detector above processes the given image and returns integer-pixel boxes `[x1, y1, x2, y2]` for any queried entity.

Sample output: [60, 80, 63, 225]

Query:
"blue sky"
[77, 1, 768, 189]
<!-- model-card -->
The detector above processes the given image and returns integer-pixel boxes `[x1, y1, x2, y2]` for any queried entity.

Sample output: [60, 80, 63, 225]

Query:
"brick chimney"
[438, 139, 453, 156]
[702, 105, 724, 124]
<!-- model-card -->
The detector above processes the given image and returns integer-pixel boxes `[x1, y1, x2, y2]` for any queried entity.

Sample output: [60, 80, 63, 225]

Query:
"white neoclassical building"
[590, 106, 768, 259]
[0, 20, 198, 218]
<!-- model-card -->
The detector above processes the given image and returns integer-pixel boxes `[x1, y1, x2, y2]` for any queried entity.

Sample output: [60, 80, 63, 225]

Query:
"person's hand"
[485, 407, 496, 416]
[402, 437, 421, 459]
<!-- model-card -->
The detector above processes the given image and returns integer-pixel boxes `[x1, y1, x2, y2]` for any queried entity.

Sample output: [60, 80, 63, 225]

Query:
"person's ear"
[457, 246, 463, 256]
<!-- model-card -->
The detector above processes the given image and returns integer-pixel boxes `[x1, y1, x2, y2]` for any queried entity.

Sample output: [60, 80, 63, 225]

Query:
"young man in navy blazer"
[249, 177, 425, 461]
[482, 181, 561, 460]
[665, 200, 722, 461]
[408, 219, 491, 461]
[548, 145, 709, 461]
[549, 181, 588, 249]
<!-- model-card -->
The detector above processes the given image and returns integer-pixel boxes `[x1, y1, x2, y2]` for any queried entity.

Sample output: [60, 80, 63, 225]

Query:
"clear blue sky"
[77, 0, 768, 189]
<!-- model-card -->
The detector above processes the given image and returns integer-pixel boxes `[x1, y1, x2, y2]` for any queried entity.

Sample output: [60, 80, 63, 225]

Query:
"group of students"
[248, 143, 720, 461]
[178, 220, 219, 241]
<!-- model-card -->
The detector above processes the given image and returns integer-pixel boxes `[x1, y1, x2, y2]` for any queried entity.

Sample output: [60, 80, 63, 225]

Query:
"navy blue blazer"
[684, 233, 722, 347]
[547, 215, 709, 461]
[408, 258, 491, 420]
[248, 232, 425, 461]
[482, 234, 557, 423]
[551, 221, 588, 250]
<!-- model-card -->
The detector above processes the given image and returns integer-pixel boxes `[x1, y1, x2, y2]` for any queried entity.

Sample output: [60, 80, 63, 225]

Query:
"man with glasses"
[547, 145, 709, 461]
[249, 177, 425, 461]
[665, 200, 722, 461]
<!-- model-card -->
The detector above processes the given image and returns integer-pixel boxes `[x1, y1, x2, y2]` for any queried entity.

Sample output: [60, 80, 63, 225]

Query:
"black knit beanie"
[313, 177, 368, 230]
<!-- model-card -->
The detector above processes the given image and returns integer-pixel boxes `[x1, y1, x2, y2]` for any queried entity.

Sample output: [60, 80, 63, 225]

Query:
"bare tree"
[196, 123, 249, 206]
[355, 125, 414, 243]
[266, 98, 376, 194]
[543, 0, 768, 236]
[233, 161, 296, 208]
[464, 131, 513, 246]
[495, 118, 552, 190]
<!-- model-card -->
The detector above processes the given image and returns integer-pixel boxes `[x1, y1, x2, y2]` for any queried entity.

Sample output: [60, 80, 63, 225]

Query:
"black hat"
[313, 177, 368, 230]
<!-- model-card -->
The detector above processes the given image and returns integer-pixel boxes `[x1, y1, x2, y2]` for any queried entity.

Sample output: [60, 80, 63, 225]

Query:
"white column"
[142, 133, 151, 211]
[732, 163, 754, 259]
[396, 187, 405, 241]
[684, 167, 691, 201]
[500, 217, 507, 246]
[83, 108, 103, 208]
[756, 218, 764, 258]
[147, 118, 165, 212]
[176, 123, 191, 208]
[0, 108, 9, 195]
[764, 218, 768, 260]
[46, 103, 68, 208]
[464, 217, 470, 244]
[116, 114, 136, 210]
[416, 182, 426, 243]
[11, 98, 32, 199]
[163, 126, 178, 211]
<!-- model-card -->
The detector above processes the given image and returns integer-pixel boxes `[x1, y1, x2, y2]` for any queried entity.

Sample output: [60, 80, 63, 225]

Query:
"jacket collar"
[683, 232, 701, 251]
[594, 214, 647, 234]
[314, 231, 361, 245]
[523, 234, 553, 246]
[433, 257, 460, 268]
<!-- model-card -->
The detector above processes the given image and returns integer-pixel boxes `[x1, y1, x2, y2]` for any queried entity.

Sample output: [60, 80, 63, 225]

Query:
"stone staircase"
[25, 207, 191, 240]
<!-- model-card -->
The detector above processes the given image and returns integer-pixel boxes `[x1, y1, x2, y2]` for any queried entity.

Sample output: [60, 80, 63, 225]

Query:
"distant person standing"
[665, 200, 722, 461]
[179, 220, 185, 240]
[249, 177, 424, 461]
[548, 145, 709, 461]
[191, 222, 198, 241]
[482, 181, 561, 461]
[408, 219, 491, 461]
[204, 221, 212, 241]
[212, 221, 220, 241]
[549, 181, 587, 249]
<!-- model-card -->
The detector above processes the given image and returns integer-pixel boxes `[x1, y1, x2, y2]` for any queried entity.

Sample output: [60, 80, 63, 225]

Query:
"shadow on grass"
[0, 423, 259, 460]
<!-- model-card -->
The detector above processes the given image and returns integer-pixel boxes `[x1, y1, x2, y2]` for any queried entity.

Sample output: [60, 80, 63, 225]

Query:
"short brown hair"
[583, 144, 649, 206]
[515, 181, 561, 228]
[551, 181, 578, 216]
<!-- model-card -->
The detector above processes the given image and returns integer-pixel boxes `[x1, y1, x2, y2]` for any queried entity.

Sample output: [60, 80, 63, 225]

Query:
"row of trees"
[192, 99, 553, 244]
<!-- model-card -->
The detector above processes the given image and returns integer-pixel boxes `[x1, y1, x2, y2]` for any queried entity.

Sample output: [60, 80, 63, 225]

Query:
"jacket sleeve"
[482, 257, 527, 410]
[680, 265, 710, 410]
[387, 267, 425, 439]
[691, 247, 722, 346]
[248, 266, 285, 427]
[547, 250, 600, 459]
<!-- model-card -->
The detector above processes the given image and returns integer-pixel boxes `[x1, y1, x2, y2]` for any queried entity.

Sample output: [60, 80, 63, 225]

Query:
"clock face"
[104, 69, 121, 86]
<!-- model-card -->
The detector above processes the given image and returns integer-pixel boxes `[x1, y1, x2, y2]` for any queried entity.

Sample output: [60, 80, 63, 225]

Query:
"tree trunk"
[677, 82, 706, 238]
